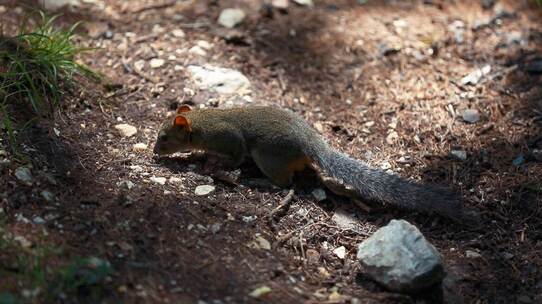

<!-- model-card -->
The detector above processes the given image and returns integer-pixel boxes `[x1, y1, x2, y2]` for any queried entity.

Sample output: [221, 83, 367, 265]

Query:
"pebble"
[311, 188, 327, 202]
[114, 124, 137, 137]
[134, 60, 145, 71]
[188, 45, 207, 56]
[172, 29, 186, 38]
[132, 143, 148, 151]
[450, 149, 467, 161]
[33, 216, 45, 224]
[460, 65, 491, 85]
[272, 0, 289, 9]
[293, 0, 313, 6]
[333, 246, 347, 259]
[119, 180, 135, 190]
[149, 58, 165, 68]
[196, 40, 213, 50]
[150, 176, 167, 185]
[331, 208, 357, 229]
[14, 235, 32, 248]
[249, 286, 271, 298]
[210, 223, 222, 234]
[462, 109, 480, 123]
[195, 184, 215, 196]
[218, 8, 246, 28]
[15, 167, 33, 185]
[465, 250, 482, 258]
[40, 190, 55, 202]
[249, 234, 271, 250]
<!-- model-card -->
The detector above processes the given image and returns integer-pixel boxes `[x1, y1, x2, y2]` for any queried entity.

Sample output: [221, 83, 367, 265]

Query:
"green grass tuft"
[0, 11, 98, 152]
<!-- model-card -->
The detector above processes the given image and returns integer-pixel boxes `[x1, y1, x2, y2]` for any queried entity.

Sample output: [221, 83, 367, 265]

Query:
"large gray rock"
[357, 219, 445, 293]
[187, 65, 250, 95]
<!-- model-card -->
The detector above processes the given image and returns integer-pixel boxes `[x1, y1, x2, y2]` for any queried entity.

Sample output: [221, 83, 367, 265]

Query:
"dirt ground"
[1, 0, 542, 303]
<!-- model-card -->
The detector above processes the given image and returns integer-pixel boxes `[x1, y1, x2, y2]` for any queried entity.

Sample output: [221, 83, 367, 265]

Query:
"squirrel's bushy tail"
[311, 145, 463, 219]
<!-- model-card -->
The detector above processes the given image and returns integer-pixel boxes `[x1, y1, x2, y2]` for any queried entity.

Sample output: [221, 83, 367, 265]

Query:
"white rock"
[134, 60, 145, 71]
[114, 124, 137, 137]
[188, 45, 207, 57]
[218, 8, 246, 28]
[41, 0, 79, 10]
[13, 235, 32, 248]
[196, 40, 213, 50]
[15, 167, 33, 185]
[460, 65, 491, 85]
[40, 190, 55, 202]
[149, 58, 165, 69]
[118, 180, 135, 190]
[150, 176, 167, 185]
[357, 219, 445, 292]
[311, 188, 327, 202]
[132, 143, 148, 151]
[293, 0, 313, 6]
[187, 65, 250, 95]
[272, 0, 289, 9]
[195, 184, 215, 196]
[172, 29, 186, 38]
[333, 246, 347, 259]
[465, 250, 482, 258]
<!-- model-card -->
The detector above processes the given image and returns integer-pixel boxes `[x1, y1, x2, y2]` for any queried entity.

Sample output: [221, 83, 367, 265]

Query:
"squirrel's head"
[153, 105, 192, 156]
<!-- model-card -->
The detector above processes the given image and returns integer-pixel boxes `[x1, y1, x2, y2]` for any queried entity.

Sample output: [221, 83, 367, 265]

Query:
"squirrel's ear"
[174, 115, 192, 131]
[177, 105, 191, 113]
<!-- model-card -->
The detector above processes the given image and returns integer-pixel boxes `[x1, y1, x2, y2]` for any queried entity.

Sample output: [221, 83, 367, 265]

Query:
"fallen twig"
[268, 189, 295, 219]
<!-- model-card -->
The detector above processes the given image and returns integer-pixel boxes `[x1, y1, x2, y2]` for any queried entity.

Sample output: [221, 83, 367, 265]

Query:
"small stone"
[195, 185, 215, 196]
[465, 250, 482, 258]
[15, 167, 33, 185]
[149, 58, 165, 68]
[460, 65, 491, 85]
[33, 216, 45, 224]
[450, 149, 467, 161]
[134, 60, 145, 71]
[378, 43, 401, 56]
[172, 29, 186, 38]
[118, 180, 135, 190]
[218, 8, 246, 28]
[41, 0, 79, 10]
[249, 234, 271, 250]
[242, 215, 257, 223]
[150, 176, 167, 185]
[14, 235, 32, 248]
[114, 124, 137, 137]
[196, 40, 213, 50]
[272, 0, 289, 9]
[132, 143, 148, 151]
[293, 0, 313, 6]
[331, 208, 357, 229]
[311, 188, 327, 202]
[40, 190, 55, 202]
[188, 45, 207, 56]
[333, 246, 347, 259]
[210, 223, 222, 234]
[462, 109, 480, 123]
[169, 177, 182, 184]
[249, 286, 271, 298]
[0, 6, 6, 13]
[357, 219, 445, 292]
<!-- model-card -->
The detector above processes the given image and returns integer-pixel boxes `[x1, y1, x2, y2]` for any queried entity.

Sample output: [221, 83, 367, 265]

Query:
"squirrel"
[154, 105, 463, 219]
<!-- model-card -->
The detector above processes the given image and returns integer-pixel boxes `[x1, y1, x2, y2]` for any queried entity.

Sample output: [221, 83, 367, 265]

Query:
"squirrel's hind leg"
[250, 148, 310, 187]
